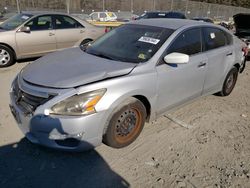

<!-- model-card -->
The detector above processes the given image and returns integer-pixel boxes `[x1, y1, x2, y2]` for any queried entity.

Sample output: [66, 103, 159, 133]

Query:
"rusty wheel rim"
[114, 107, 142, 144]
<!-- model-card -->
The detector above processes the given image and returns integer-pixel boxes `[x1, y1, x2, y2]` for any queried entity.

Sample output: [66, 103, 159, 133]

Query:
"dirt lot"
[0, 61, 249, 188]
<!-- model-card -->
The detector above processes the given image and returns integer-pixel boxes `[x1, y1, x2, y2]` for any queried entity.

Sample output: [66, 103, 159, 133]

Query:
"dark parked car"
[192, 17, 214, 23]
[136, 11, 186, 20]
[234, 13, 250, 56]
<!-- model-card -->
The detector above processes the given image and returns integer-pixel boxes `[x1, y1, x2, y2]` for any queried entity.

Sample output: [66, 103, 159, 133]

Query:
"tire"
[239, 58, 246, 73]
[0, 45, 15, 68]
[218, 67, 238, 96]
[103, 97, 146, 148]
[80, 39, 93, 49]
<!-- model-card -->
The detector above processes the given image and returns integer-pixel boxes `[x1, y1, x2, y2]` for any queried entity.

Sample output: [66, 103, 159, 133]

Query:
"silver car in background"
[10, 19, 246, 151]
[0, 12, 104, 67]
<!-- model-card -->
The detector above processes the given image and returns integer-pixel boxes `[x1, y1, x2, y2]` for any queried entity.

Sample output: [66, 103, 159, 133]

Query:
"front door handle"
[226, 52, 233, 56]
[80, 30, 85, 33]
[198, 62, 207, 68]
[49, 32, 55, 36]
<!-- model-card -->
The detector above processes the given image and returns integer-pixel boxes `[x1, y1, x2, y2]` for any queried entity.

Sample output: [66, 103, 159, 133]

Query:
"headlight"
[49, 89, 106, 116]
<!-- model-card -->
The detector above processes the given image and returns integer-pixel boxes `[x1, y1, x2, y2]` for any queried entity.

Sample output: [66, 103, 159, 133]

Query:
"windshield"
[0, 13, 33, 30]
[85, 24, 174, 63]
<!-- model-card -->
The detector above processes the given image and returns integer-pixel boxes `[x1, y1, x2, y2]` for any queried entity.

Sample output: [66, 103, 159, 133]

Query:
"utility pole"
[171, 0, 174, 11]
[131, 0, 133, 13]
[216, 4, 220, 18]
[103, 0, 105, 11]
[31, 0, 35, 8]
[16, 0, 21, 13]
[66, 0, 70, 14]
[153, 0, 156, 10]
[185, 0, 189, 16]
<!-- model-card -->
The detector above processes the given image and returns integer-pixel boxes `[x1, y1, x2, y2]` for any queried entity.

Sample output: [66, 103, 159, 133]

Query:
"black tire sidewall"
[103, 98, 146, 148]
[221, 67, 238, 96]
[0, 45, 15, 68]
[80, 39, 93, 46]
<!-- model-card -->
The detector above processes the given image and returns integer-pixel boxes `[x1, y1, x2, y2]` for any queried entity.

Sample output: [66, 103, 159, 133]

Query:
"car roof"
[20, 11, 92, 27]
[129, 18, 213, 30]
[21, 11, 69, 16]
[145, 11, 182, 14]
[90, 12, 115, 14]
[192, 17, 211, 20]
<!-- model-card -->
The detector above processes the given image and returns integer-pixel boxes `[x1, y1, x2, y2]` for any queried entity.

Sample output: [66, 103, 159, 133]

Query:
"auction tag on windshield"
[210, 33, 216, 39]
[21, 15, 30, 20]
[138, 36, 160, 45]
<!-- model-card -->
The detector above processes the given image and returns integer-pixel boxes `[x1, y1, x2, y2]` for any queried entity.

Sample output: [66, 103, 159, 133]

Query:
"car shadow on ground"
[0, 138, 130, 188]
[16, 57, 39, 64]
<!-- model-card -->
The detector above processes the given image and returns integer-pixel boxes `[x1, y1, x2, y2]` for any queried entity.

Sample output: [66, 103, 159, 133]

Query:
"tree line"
[1, 0, 250, 12]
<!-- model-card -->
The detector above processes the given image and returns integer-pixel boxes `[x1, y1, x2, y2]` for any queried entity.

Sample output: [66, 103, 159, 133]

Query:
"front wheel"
[218, 67, 238, 96]
[0, 45, 15, 68]
[103, 98, 146, 148]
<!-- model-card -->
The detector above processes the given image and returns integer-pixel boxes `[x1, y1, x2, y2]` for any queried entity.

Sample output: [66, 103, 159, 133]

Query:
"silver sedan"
[10, 19, 246, 151]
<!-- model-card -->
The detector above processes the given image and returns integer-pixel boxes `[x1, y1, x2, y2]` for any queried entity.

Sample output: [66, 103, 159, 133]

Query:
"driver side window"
[25, 15, 52, 31]
[167, 28, 202, 56]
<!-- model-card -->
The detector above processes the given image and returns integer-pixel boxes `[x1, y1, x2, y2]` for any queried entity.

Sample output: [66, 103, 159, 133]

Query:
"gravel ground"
[0, 61, 249, 188]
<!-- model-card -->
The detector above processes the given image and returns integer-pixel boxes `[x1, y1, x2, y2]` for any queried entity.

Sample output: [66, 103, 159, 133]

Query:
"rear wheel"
[239, 58, 246, 73]
[0, 45, 15, 68]
[218, 67, 238, 96]
[103, 97, 146, 148]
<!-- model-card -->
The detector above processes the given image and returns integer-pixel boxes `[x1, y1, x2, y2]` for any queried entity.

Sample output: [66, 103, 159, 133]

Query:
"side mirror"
[164, 52, 189, 64]
[19, 26, 30, 33]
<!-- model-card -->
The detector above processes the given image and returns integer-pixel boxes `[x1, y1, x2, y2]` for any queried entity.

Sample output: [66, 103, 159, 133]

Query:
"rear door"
[54, 15, 85, 50]
[202, 27, 234, 94]
[156, 27, 208, 115]
[16, 15, 56, 58]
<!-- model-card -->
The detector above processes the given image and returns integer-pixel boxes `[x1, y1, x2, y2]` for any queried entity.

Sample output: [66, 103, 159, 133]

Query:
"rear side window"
[26, 15, 52, 31]
[55, 15, 83, 29]
[167, 28, 202, 56]
[225, 32, 233, 45]
[107, 12, 116, 17]
[203, 27, 227, 51]
[100, 13, 106, 18]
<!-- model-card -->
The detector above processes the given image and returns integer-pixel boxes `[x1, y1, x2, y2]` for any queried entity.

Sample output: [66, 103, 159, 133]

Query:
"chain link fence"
[1, 0, 250, 20]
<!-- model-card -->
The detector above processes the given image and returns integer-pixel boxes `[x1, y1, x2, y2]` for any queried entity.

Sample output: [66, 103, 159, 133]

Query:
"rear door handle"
[80, 30, 85, 33]
[49, 32, 55, 36]
[226, 52, 233, 56]
[198, 62, 207, 68]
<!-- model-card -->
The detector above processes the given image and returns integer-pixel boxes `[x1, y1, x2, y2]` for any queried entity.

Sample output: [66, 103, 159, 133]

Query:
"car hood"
[21, 48, 137, 89]
[233, 14, 250, 34]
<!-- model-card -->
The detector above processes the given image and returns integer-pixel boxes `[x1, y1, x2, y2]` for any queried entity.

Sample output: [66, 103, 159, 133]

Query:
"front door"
[16, 15, 56, 58]
[156, 28, 208, 115]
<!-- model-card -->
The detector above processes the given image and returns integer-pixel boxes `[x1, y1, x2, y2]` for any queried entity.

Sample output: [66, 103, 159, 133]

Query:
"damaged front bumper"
[9, 89, 106, 151]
